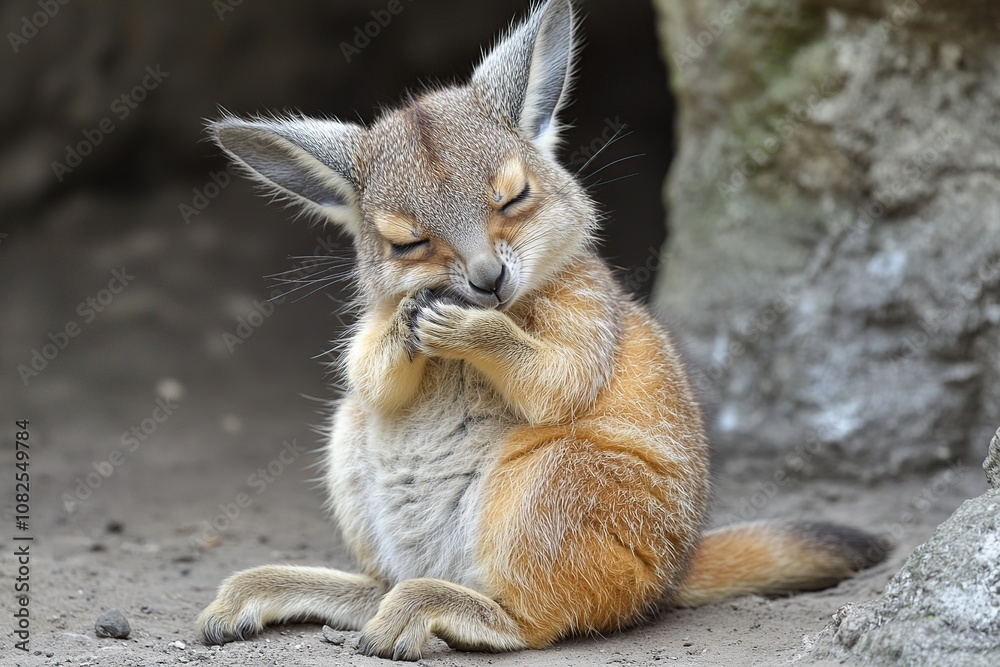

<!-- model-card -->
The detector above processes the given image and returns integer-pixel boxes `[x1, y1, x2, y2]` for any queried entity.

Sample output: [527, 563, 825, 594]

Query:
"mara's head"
[209, 0, 595, 310]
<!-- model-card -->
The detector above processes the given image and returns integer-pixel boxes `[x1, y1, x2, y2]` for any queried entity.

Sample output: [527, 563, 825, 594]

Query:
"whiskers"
[266, 250, 361, 361]
[572, 124, 643, 190]
[266, 251, 357, 303]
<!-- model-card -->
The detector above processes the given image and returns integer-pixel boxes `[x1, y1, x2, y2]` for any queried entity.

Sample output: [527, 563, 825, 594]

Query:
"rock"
[986, 427, 1000, 489]
[651, 0, 1000, 482]
[94, 609, 130, 639]
[813, 437, 1000, 665]
[321, 625, 346, 646]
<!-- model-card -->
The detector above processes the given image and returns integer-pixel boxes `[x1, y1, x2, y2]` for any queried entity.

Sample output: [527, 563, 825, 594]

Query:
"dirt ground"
[1, 186, 991, 666]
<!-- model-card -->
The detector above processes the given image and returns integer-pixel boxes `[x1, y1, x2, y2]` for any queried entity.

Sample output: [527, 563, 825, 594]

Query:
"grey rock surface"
[813, 494, 1000, 664]
[651, 0, 1000, 480]
[94, 609, 131, 639]
[813, 432, 1000, 665]
[986, 427, 1000, 489]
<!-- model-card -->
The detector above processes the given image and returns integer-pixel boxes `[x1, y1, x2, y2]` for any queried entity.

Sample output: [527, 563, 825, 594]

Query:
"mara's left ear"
[472, 0, 577, 157]
[207, 115, 365, 235]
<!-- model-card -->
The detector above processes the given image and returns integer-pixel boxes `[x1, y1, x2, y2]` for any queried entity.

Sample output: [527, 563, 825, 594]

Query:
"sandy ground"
[1, 186, 990, 666]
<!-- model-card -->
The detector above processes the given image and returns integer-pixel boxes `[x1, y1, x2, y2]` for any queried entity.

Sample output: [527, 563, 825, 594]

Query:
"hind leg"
[197, 565, 387, 644]
[357, 436, 697, 660]
[478, 435, 700, 648]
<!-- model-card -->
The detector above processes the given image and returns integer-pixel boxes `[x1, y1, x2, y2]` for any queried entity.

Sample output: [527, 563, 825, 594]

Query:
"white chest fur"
[324, 360, 516, 589]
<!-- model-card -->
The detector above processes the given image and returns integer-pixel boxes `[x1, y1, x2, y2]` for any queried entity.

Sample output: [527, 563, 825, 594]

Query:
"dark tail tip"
[793, 521, 893, 572]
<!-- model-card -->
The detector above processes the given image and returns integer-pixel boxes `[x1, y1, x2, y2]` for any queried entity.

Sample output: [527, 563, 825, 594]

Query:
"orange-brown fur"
[480, 265, 708, 647]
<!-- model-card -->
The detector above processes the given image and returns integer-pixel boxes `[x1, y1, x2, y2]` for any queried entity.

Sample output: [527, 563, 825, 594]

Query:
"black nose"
[469, 264, 506, 295]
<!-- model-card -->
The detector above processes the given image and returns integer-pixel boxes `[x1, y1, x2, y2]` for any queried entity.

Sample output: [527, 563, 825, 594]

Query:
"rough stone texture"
[986, 427, 1000, 489]
[812, 437, 1000, 665]
[94, 609, 131, 639]
[652, 0, 1000, 480]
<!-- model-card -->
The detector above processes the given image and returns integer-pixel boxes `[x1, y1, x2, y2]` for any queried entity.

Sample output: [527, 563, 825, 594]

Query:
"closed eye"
[389, 239, 430, 256]
[501, 183, 531, 212]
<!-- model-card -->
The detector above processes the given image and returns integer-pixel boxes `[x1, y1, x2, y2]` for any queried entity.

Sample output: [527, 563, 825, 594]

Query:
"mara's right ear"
[472, 0, 577, 158]
[207, 115, 365, 234]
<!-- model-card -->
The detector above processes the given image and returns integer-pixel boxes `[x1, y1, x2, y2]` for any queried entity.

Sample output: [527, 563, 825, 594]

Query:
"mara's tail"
[673, 521, 889, 608]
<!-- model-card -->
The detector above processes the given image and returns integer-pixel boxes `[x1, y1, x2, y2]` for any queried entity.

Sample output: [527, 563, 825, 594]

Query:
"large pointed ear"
[207, 115, 365, 234]
[472, 0, 576, 156]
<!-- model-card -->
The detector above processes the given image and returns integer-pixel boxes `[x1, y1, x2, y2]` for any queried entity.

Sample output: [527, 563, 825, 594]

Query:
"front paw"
[394, 289, 469, 361]
[411, 301, 479, 359]
[196, 572, 267, 644]
[404, 289, 478, 359]
[358, 608, 430, 661]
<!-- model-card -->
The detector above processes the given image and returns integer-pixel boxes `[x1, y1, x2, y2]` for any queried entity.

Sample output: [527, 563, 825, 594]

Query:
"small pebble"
[94, 609, 131, 639]
[321, 625, 346, 645]
[170, 640, 187, 650]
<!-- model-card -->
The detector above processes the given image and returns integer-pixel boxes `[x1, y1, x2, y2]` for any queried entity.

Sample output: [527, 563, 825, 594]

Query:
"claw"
[357, 634, 375, 656]
[357, 627, 422, 662]
[196, 606, 262, 646]
[413, 287, 474, 310]
[398, 296, 423, 361]
[402, 288, 480, 361]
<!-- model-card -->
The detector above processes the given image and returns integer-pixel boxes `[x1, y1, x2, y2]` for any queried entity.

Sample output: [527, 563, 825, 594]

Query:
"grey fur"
[208, 115, 365, 232]
[472, 0, 577, 153]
